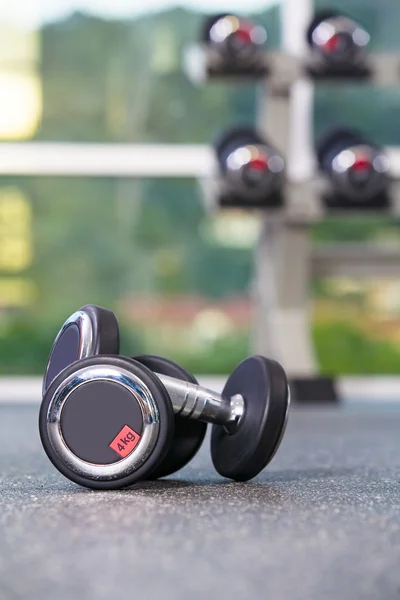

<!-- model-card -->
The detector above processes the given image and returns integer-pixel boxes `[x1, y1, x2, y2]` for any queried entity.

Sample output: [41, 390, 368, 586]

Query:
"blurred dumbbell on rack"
[206, 126, 285, 210]
[316, 127, 391, 212]
[305, 10, 371, 78]
[184, 13, 268, 83]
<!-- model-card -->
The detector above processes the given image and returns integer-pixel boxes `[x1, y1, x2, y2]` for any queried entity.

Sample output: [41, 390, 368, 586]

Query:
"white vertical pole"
[252, 0, 318, 378]
[282, 0, 315, 182]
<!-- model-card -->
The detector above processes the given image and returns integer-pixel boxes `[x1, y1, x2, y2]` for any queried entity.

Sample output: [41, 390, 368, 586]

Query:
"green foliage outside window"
[1, 2, 400, 375]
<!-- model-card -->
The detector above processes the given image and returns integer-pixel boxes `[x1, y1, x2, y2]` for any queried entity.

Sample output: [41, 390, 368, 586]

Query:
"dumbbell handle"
[157, 373, 245, 433]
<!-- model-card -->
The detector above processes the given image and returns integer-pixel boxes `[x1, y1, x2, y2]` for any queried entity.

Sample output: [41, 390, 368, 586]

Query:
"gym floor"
[0, 400, 399, 600]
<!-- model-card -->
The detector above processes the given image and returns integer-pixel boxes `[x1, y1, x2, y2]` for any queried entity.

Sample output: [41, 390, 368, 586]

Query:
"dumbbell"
[316, 127, 390, 204]
[42, 305, 207, 480]
[202, 13, 267, 67]
[307, 10, 370, 67]
[214, 126, 285, 206]
[40, 305, 290, 490]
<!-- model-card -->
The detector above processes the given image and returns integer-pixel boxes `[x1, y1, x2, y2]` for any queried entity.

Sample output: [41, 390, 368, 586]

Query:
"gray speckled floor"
[0, 404, 399, 600]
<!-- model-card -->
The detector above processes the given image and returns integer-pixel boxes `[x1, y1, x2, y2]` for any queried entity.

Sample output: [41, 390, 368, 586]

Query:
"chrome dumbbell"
[41, 305, 207, 481]
[202, 13, 267, 68]
[307, 10, 370, 68]
[214, 126, 285, 208]
[316, 126, 390, 207]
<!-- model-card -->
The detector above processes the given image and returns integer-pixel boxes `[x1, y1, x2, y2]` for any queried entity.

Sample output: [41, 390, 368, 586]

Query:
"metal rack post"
[252, 0, 319, 383]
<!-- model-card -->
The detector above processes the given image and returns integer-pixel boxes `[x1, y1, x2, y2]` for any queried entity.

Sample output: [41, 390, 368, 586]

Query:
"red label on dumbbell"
[109, 425, 141, 458]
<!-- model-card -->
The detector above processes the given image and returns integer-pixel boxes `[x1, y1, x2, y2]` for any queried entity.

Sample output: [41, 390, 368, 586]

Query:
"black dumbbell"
[202, 13, 267, 67]
[42, 305, 207, 481]
[39, 305, 290, 490]
[316, 126, 390, 204]
[307, 10, 370, 67]
[214, 126, 285, 206]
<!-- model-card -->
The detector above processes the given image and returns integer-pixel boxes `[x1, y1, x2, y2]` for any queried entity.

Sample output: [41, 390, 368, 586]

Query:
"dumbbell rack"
[187, 0, 400, 402]
[258, 0, 400, 401]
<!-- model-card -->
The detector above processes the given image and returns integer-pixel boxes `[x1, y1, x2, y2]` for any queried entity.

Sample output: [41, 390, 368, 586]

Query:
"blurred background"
[1, 0, 400, 377]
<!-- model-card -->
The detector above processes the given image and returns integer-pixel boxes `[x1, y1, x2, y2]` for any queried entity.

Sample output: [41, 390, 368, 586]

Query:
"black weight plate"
[211, 355, 289, 481]
[43, 305, 120, 396]
[316, 126, 366, 167]
[214, 126, 264, 168]
[306, 9, 341, 46]
[39, 355, 175, 490]
[201, 13, 231, 42]
[135, 355, 207, 478]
